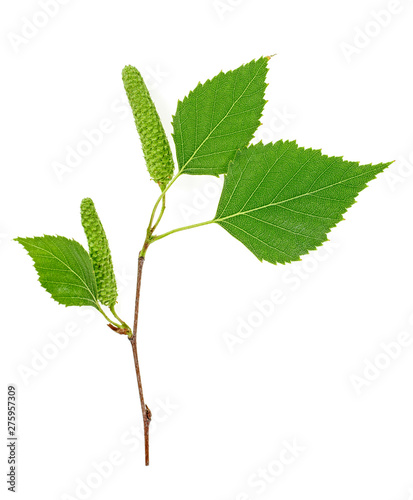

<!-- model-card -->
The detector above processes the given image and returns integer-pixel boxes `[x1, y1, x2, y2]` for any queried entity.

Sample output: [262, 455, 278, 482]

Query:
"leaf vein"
[179, 59, 267, 172]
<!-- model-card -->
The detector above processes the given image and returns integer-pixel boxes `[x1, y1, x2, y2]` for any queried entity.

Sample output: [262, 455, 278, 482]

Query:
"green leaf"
[172, 57, 269, 176]
[214, 141, 391, 265]
[15, 235, 99, 309]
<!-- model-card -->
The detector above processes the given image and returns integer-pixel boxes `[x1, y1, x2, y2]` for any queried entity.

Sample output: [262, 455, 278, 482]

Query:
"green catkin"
[122, 65, 175, 190]
[80, 198, 118, 307]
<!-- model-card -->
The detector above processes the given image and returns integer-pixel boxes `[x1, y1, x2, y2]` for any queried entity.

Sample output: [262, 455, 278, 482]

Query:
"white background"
[1, 0, 413, 499]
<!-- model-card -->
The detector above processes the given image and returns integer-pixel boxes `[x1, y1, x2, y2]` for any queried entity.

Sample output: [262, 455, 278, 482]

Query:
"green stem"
[147, 172, 181, 230]
[97, 304, 122, 328]
[140, 172, 183, 258]
[110, 305, 131, 331]
[151, 219, 215, 244]
[151, 196, 166, 233]
[131, 172, 212, 465]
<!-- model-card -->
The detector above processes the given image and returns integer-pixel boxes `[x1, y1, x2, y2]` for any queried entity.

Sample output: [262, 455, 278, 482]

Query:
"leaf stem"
[110, 305, 131, 332]
[140, 173, 182, 259]
[147, 172, 181, 230]
[151, 219, 215, 243]
[96, 304, 122, 328]
[151, 196, 166, 233]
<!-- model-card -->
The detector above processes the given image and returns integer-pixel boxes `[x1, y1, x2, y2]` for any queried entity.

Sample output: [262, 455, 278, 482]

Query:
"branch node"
[107, 323, 130, 335]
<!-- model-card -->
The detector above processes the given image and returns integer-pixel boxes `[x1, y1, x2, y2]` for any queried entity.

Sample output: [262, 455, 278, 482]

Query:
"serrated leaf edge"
[15, 235, 100, 308]
[214, 141, 393, 265]
[171, 56, 270, 175]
